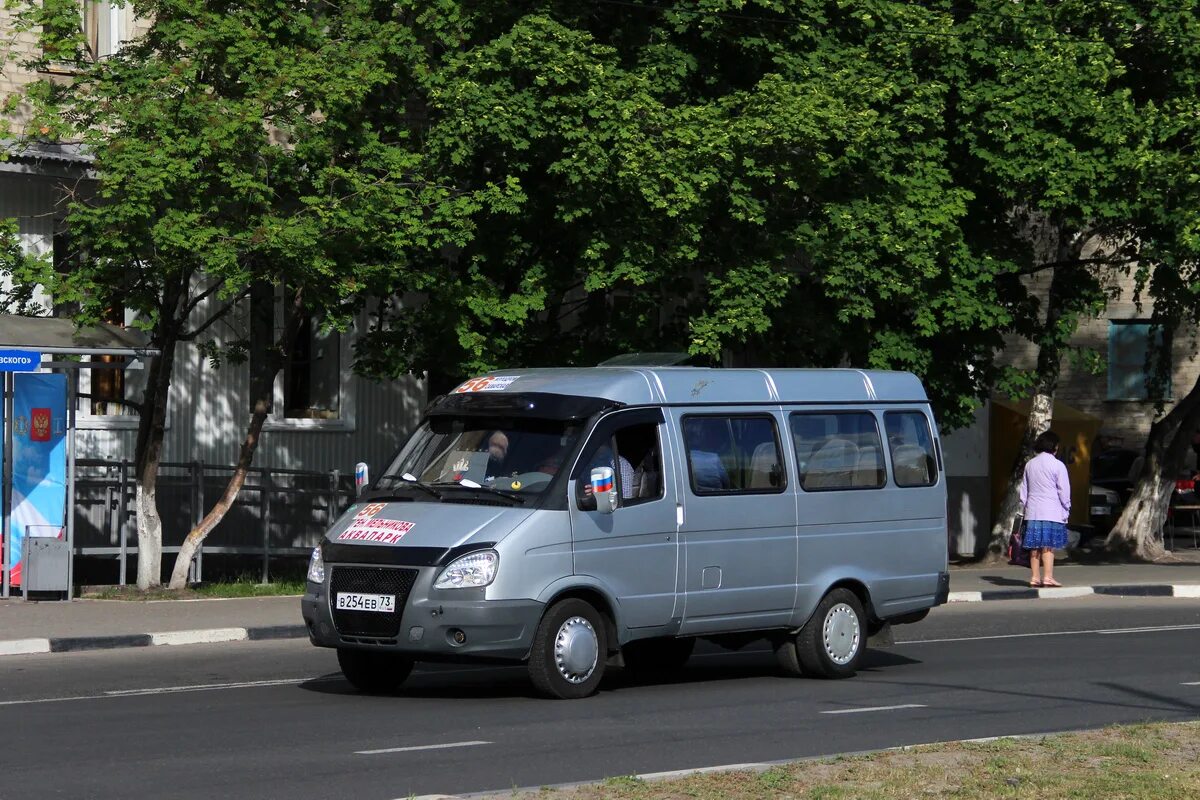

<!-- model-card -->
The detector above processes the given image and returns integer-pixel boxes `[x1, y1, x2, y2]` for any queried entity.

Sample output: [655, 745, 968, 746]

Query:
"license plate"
[1090, 505, 1111, 516]
[335, 592, 396, 613]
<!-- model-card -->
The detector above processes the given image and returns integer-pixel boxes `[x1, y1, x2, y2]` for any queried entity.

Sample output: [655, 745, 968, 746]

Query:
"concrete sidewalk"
[2, 559, 1200, 657]
[0, 595, 306, 656]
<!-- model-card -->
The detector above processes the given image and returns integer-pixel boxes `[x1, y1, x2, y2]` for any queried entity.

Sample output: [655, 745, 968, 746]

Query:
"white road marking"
[1173, 585, 1200, 598]
[821, 704, 927, 715]
[1182, 682, 1200, 686]
[0, 677, 331, 707]
[357, 740, 491, 756]
[1097, 624, 1200, 635]
[103, 678, 314, 695]
[898, 622, 1200, 645]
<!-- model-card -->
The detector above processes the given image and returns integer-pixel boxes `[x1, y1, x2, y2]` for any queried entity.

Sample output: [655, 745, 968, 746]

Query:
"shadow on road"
[296, 645, 923, 700]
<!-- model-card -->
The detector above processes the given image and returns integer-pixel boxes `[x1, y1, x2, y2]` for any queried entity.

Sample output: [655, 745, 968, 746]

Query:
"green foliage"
[0, 219, 51, 316]
[6, 0, 1200, 436]
[353, 1, 1200, 428]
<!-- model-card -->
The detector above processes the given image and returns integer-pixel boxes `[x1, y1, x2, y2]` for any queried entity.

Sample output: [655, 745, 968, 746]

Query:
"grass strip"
[500, 722, 1200, 799]
[82, 577, 304, 600]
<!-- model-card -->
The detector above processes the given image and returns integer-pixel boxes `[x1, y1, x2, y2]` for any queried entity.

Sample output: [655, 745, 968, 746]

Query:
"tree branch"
[1015, 255, 1139, 277]
[178, 286, 251, 341]
[178, 278, 227, 320]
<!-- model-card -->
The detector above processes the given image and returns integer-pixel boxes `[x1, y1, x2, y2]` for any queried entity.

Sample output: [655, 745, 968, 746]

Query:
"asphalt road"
[2, 596, 1199, 800]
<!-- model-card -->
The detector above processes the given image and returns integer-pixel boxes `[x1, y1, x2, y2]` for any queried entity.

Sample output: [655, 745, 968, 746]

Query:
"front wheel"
[337, 648, 414, 693]
[528, 598, 607, 699]
[794, 588, 866, 679]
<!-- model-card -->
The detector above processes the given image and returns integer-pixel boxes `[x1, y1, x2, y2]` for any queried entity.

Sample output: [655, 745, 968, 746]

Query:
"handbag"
[1007, 515, 1031, 568]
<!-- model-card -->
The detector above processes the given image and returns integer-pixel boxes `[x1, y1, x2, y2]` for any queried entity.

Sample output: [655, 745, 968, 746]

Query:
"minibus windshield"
[379, 415, 582, 499]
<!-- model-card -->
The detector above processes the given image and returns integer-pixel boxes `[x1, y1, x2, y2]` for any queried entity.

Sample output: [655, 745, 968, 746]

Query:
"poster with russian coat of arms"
[7, 373, 68, 586]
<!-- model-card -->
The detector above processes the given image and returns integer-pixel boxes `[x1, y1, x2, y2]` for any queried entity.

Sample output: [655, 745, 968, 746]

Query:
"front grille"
[329, 566, 418, 639]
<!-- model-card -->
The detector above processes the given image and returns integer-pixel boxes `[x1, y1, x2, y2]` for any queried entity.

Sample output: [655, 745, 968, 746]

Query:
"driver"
[484, 430, 510, 482]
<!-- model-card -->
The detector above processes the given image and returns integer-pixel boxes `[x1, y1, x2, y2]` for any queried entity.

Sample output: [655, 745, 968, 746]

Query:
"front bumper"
[301, 563, 544, 663]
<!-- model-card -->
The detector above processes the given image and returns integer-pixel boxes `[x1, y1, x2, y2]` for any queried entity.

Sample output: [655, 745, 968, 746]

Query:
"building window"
[250, 286, 347, 425]
[82, 0, 126, 60]
[1107, 321, 1169, 401]
[43, 0, 127, 66]
[284, 311, 341, 420]
[51, 227, 139, 420]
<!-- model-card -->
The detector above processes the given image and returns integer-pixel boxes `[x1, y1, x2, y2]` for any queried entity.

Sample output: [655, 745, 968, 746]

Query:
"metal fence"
[74, 458, 357, 584]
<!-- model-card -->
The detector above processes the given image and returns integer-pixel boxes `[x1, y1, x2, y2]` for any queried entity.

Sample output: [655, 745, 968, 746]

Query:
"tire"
[622, 637, 695, 675]
[795, 588, 866, 679]
[528, 598, 607, 699]
[337, 648, 415, 693]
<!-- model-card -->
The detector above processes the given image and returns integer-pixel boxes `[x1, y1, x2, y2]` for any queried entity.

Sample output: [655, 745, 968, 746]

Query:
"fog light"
[449, 628, 466, 645]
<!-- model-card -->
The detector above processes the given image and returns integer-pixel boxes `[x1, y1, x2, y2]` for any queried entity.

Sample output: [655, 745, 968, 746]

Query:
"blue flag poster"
[8, 373, 67, 586]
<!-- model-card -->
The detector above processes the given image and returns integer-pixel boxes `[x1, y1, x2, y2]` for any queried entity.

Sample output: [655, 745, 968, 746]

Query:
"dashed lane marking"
[357, 741, 491, 756]
[821, 704, 927, 715]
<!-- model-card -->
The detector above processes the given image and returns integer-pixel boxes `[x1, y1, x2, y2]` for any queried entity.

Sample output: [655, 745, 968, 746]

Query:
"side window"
[681, 415, 785, 495]
[790, 412, 886, 491]
[574, 422, 663, 510]
[884, 411, 938, 488]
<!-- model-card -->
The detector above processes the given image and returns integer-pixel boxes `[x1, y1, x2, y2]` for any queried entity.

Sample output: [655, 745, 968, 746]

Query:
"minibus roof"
[447, 368, 929, 407]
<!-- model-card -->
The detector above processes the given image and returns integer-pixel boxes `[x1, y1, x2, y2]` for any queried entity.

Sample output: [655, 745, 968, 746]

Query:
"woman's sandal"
[1029, 580, 1044, 587]
[1042, 579, 1062, 587]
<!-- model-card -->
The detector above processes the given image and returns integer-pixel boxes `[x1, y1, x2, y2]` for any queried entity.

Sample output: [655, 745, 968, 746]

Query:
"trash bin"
[24, 535, 70, 597]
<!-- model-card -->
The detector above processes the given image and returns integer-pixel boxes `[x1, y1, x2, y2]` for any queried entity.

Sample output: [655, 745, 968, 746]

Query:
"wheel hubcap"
[554, 616, 598, 684]
[822, 603, 861, 665]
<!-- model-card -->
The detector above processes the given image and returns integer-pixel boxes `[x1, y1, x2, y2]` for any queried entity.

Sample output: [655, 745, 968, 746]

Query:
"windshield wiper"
[376, 474, 443, 500]
[432, 481, 526, 505]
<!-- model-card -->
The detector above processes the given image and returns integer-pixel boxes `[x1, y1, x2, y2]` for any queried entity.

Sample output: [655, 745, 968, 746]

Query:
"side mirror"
[591, 467, 617, 515]
[355, 462, 370, 496]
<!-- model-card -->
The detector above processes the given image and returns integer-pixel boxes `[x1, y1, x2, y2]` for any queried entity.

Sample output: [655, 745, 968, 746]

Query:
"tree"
[12, 0, 512, 588]
[351, 2, 1021, 429]
[0, 218, 49, 316]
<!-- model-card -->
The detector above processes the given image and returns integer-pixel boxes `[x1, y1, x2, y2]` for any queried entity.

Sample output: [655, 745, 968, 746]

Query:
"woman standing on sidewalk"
[1020, 430, 1072, 587]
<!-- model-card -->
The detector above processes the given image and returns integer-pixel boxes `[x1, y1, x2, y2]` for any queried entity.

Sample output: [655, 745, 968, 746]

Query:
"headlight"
[434, 550, 498, 589]
[307, 544, 325, 584]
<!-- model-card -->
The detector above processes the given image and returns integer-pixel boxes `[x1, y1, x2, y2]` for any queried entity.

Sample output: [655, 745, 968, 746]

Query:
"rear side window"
[884, 411, 938, 487]
[681, 415, 785, 495]
[789, 412, 886, 491]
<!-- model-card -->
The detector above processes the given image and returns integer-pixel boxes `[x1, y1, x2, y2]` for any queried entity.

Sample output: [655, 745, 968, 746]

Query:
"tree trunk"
[986, 231, 1080, 560]
[167, 287, 305, 589]
[1106, 375, 1200, 560]
[133, 327, 179, 590]
[988, 391, 1055, 558]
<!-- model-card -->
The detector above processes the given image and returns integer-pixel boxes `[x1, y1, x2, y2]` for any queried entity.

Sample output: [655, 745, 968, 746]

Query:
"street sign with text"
[0, 350, 40, 372]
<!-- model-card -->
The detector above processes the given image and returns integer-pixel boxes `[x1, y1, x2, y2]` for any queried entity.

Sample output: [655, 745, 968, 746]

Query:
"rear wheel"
[622, 637, 695, 675]
[795, 588, 866, 679]
[528, 598, 607, 699]
[337, 648, 414, 693]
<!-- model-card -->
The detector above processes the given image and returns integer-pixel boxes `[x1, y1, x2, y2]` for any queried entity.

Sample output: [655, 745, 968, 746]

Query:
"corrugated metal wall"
[71, 300, 427, 479]
[6, 170, 428, 524]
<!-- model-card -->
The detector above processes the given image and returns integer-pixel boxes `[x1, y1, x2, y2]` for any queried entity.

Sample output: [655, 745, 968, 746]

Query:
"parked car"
[1087, 483, 1122, 539]
[1090, 447, 1141, 504]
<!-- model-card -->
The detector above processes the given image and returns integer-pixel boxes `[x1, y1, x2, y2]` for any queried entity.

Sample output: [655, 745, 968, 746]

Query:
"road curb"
[947, 583, 1200, 603]
[1, 584, 1197, 655]
[0, 625, 308, 657]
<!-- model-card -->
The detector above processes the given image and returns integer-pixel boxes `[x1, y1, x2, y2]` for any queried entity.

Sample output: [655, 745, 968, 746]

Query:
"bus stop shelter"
[0, 313, 156, 599]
